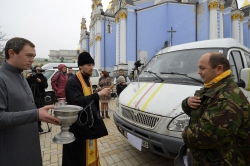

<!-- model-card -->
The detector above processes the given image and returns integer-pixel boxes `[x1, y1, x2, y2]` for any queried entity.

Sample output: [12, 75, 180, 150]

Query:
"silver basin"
[52, 105, 83, 144]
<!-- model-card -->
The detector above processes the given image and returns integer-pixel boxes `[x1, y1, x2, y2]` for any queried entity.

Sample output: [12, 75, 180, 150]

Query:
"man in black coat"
[27, 65, 48, 132]
[62, 52, 110, 166]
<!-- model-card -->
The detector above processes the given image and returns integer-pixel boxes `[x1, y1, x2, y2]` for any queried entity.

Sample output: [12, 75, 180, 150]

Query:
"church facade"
[79, 0, 250, 76]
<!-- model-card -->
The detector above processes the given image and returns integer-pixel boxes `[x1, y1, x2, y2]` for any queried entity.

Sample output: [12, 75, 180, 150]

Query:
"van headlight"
[168, 113, 190, 132]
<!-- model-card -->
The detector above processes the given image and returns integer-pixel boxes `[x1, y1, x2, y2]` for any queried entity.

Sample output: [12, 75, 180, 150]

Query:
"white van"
[113, 38, 250, 158]
[42, 63, 78, 70]
[43, 67, 100, 105]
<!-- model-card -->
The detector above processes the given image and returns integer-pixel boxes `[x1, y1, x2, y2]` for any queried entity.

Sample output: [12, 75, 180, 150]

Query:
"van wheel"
[44, 92, 55, 105]
[92, 85, 98, 93]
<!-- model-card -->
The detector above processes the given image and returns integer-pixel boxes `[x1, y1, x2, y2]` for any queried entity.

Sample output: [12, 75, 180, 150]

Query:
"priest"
[62, 52, 110, 166]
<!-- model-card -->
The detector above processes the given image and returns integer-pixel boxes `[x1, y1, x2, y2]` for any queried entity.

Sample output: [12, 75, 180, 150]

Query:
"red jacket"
[51, 64, 68, 98]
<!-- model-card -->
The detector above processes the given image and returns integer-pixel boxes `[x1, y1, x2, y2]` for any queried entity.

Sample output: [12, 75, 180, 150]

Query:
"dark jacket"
[27, 73, 48, 108]
[182, 76, 250, 166]
[27, 74, 48, 97]
[62, 74, 108, 166]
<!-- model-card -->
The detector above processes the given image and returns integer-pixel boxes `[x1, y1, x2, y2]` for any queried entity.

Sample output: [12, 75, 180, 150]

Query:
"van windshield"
[140, 48, 226, 83]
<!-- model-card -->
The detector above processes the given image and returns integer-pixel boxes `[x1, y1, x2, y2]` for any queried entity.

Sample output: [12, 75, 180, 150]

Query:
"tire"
[44, 92, 55, 105]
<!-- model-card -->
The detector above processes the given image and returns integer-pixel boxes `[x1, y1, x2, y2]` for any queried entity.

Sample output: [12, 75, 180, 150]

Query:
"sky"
[0, 0, 246, 58]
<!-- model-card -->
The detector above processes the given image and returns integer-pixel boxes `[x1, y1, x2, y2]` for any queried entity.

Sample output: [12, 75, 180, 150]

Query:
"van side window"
[244, 52, 250, 67]
[91, 69, 99, 77]
[229, 51, 244, 82]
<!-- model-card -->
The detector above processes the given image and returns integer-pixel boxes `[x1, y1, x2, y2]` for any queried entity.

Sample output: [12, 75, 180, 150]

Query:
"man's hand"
[39, 105, 61, 125]
[36, 78, 41, 83]
[98, 88, 110, 96]
[26, 73, 32, 78]
[187, 96, 201, 109]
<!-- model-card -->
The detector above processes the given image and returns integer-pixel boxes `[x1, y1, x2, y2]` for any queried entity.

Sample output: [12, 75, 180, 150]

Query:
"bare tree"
[0, 25, 8, 50]
[0, 25, 8, 65]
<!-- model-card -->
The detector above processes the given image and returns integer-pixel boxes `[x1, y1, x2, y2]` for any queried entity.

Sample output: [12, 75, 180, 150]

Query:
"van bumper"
[113, 112, 184, 158]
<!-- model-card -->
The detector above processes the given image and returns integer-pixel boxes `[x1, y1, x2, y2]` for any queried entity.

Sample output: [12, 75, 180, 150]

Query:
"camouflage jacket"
[181, 76, 250, 166]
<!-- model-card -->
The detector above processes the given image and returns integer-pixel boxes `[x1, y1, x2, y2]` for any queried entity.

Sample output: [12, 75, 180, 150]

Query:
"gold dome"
[107, 1, 112, 10]
[242, 0, 250, 8]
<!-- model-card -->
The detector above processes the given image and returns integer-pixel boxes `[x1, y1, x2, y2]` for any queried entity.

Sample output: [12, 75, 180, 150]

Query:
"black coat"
[62, 74, 108, 166]
[27, 73, 48, 108]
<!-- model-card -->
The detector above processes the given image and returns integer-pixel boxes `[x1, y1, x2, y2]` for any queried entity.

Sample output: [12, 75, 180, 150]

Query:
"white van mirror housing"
[240, 68, 250, 91]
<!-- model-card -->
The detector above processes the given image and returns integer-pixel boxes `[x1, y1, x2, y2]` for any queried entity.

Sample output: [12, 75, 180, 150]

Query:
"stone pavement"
[39, 98, 174, 166]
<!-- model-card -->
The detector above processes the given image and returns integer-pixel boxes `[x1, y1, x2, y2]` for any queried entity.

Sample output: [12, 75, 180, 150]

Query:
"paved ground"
[39, 98, 174, 166]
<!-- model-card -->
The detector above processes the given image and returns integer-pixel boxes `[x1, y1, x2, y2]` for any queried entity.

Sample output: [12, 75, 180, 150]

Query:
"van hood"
[119, 82, 201, 117]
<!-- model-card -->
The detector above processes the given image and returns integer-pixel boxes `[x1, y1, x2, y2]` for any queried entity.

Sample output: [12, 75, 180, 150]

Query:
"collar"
[204, 69, 231, 88]
[2, 61, 23, 74]
[199, 75, 233, 99]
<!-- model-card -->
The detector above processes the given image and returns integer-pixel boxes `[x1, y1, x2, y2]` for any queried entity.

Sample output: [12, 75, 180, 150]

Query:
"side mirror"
[239, 68, 250, 91]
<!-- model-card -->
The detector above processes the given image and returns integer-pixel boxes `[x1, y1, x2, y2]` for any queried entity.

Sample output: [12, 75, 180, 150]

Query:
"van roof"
[157, 38, 250, 54]
[42, 63, 78, 69]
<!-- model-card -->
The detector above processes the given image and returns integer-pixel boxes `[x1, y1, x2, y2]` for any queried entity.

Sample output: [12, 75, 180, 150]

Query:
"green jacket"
[182, 76, 250, 166]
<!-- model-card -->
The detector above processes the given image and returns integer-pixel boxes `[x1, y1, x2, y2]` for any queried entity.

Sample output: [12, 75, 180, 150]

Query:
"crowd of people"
[1, 37, 250, 166]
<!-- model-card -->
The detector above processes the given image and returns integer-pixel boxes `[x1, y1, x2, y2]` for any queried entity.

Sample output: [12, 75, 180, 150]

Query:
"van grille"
[121, 106, 160, 129]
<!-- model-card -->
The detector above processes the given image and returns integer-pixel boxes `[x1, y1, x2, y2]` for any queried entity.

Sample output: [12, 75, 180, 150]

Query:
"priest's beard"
[81, 70, 92, 77]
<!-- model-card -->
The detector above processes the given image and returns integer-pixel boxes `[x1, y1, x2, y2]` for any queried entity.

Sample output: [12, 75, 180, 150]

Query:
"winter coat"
[51, 64, 68, 98]
[181, 76, 250, 166]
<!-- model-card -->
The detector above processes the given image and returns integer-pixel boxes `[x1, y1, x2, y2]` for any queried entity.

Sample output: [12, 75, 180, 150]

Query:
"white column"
[90, 41, 93, 57]
[240, 14, 244, 44]
[82, 39, 86, 52]
[231, 11, 241, 42]
[97, 19, 101, 34]
[208, 1, 219, 39]
[219, 3, 224, 38]
[119, 11, 127, 64]
[115, 16, 119, 65]
[95, 36, 101, 69]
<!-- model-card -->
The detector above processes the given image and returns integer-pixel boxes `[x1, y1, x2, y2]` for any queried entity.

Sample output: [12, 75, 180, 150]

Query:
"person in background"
[51, 64, 68, 99]
[98, 70, 112, 119]
[62, 52, 110, 166]
[27, 65, 48, 132]
[114, 68, 130, 96]
[180, 52, 250, 165]
[0, 37, 60, 166]
[67, 67, 74, 80]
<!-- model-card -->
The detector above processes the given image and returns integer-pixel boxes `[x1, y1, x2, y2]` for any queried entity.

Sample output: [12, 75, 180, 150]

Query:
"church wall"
[137, 4, 168, 60]
[100, 19, 116, 75]
[126, 10, 137, 62]
[167, 3, 196, 45]
[223, 8, 232, 38]
[135, 2, 155, 9]
[197, 1, 209, 41]
[137, 3, 196, 60]
[243, 21, 249, 47]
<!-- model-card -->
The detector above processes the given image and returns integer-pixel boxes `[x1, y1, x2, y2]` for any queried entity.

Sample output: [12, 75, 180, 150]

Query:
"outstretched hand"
[98, 88, 111, 97]
[39, 105, 61, 125]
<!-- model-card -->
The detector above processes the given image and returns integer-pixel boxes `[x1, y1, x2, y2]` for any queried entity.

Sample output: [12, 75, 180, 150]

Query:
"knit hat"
[77, 52, 95, 67]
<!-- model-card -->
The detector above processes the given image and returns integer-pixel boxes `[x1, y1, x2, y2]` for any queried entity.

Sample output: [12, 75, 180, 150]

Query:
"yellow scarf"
[76, 71, 100, 166]
[204, 69, 231, 88]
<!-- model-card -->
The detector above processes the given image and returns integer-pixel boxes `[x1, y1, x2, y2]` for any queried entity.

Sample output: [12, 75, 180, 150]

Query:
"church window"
[106, 22, 112, 33]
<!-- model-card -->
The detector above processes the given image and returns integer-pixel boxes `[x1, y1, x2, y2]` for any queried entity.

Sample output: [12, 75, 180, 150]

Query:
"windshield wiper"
[144, 71, 164, 82]
[160, 72, 203, 84]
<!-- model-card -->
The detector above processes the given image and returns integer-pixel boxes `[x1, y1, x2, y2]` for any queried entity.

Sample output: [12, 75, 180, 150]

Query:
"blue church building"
[78, 0, 250, 76]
